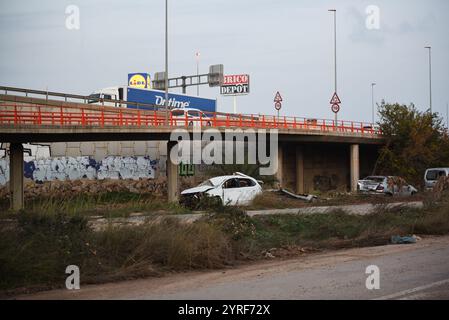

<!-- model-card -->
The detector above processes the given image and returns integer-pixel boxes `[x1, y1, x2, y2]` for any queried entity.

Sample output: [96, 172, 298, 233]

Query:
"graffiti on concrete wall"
[97, 156, 157, 180]
[0, 159, 9, 186]
[0, 143, 51, 160]
[0, 156, 159, 186]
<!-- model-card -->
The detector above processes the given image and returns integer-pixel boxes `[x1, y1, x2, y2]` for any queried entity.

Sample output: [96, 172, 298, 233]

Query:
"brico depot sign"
[220, 74, 250, 95]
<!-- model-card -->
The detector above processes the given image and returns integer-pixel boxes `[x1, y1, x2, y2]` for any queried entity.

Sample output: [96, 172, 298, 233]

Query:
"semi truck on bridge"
[88, 86, 217, 113]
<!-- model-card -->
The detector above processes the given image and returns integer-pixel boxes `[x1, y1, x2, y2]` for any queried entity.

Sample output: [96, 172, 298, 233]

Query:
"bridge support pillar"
[296, 145, 304, 194]
[10, 143, 24, 211]
[350, 144, 360, 192]
[276, 143, 284, 188]
[167, 141, 179, 203]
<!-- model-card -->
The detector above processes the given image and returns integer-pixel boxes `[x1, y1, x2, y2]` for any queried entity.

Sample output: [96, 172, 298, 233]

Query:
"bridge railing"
[0, 102, 381, 135]
[0, 85, 165, 111]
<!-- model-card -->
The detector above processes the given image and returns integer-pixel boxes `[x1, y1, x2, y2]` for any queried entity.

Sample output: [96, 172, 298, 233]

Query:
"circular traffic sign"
[275, 102, 282, 111]
[331, 103, 340, 113]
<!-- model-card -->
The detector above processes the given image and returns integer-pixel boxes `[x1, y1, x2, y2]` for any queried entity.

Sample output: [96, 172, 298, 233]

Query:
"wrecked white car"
[358, 176, 418, 196]
[180, 173, 263, 208]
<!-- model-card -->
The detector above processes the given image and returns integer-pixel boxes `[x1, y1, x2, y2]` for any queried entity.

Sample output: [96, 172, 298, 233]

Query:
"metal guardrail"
[0, 85, 382, 135]
[0, 85, 243, 118]
[0, 103, 382, 135]
[0, 85, 163, 111]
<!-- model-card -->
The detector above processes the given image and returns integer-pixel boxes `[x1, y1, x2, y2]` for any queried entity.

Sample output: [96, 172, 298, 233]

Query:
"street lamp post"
[446, 103, 449, 131]
[425, 46, 432, 114]
[164, 0, 169, 124]
[371, 83, 376, 125]
[329, 9, 337, 122]
[195, 52, 200, 96]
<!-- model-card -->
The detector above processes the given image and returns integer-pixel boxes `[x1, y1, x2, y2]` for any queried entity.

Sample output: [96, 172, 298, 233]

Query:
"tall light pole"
[164, 0, 169, 123]
[425, 46, 432, 114]
[329, 9, 337, 122]
[371, 83, 376, 125]
[445, 102, 449, 129]
[195, 52, 200, 96]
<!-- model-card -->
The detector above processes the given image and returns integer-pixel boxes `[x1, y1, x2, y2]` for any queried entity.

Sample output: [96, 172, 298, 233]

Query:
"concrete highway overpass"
[0, 88, 385, 210]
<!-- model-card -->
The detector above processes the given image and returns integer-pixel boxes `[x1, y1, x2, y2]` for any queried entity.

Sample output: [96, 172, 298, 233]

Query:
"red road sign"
[275, 102, 282, 111]
[331, 104, 340, 113]
[330, 92, 341, 105]
[274, 91, 283, 103]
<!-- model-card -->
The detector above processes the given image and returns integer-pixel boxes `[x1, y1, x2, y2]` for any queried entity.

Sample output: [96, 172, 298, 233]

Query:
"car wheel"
[212, 196, 223, 207]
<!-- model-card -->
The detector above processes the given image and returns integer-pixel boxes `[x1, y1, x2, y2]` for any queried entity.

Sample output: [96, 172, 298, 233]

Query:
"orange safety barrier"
[0, 103, 382, 135]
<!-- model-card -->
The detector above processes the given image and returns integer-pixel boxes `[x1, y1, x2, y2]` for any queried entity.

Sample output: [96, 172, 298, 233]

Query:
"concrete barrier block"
[147, 141, 159, 148]
[134, 141, 147, 155]
[67, 142, 81, 148]
[80, 142, 95, 156]
[50, 143, 67, 157]
[121, 147, 134, 156]
[121, 141, 134, 148]
[107, 142, 121, 155]
[66, 147, 81, 157]
[94, 147, 108, 161]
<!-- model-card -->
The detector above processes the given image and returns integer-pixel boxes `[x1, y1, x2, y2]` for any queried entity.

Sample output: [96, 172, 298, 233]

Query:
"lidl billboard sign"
[220, 74, 250, 95]
[128, 73, 151, 89]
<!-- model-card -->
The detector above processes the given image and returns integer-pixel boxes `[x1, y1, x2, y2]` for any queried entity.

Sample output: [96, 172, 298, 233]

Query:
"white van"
[424, 168, 449, 190]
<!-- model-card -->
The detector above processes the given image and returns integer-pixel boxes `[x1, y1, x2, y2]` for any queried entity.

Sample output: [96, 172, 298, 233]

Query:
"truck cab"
[88, 87, 123, 107]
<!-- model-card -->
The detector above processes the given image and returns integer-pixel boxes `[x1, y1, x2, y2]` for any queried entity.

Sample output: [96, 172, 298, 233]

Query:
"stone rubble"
[0, 178, 168, 200]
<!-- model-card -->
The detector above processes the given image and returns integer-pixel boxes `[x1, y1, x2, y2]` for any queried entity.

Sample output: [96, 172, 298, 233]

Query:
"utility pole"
[371, 83, 376, 125]
[425, 46, 432, 114]
[329, 9, 337, 123]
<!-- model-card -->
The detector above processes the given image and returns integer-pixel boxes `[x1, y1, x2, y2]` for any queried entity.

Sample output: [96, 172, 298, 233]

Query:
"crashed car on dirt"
[180, 172, 263, 208]
[357, 176, 417, 196]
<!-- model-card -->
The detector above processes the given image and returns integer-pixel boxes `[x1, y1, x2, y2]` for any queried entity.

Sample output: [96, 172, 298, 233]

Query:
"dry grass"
[250, 191, 309, 209]
[249, 190, 424, 210]
[1, 195, 448, 294]
[0, 214, 232, 293]
[0, 192, 190, 218]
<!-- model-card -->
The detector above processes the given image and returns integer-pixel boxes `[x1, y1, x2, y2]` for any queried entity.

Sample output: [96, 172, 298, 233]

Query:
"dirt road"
[15, 236, 449, 300]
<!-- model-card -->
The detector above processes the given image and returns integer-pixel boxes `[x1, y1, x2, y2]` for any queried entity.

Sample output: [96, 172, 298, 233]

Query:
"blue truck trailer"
[88, 86, 217, 113]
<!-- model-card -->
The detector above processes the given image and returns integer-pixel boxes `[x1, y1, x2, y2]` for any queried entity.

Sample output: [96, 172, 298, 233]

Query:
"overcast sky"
[1, 0, 448, 123]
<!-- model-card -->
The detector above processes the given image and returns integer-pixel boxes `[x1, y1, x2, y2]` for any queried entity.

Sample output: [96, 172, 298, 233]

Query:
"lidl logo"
[128, 73, 151, 89]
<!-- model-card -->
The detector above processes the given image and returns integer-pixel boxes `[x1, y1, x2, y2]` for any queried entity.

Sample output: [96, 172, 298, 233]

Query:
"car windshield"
[426, 170, 445, 181]
[188, 110, 200, 117]
[171, 110, 184, 117]
[198, 179, 214, 187]
[364, 176, 385, 183]
[88, 93, 100, 104]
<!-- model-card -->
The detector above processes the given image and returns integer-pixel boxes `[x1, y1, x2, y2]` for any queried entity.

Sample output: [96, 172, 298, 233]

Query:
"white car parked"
[180, 173, 263, 208]
[171, 108, 212, 127]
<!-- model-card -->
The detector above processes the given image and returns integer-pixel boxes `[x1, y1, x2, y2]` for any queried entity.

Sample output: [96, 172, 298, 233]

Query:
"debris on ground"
[262, 245, 314, 259]
[280, 189, 317, 202]
[391, 235, 421, 244]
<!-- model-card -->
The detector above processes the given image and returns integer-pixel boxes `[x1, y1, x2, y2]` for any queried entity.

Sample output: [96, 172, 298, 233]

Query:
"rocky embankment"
[0, 178, 169, 200]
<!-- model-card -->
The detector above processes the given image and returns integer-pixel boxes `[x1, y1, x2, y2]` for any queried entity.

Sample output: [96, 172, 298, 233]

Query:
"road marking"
[374, 278, 449, 300]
